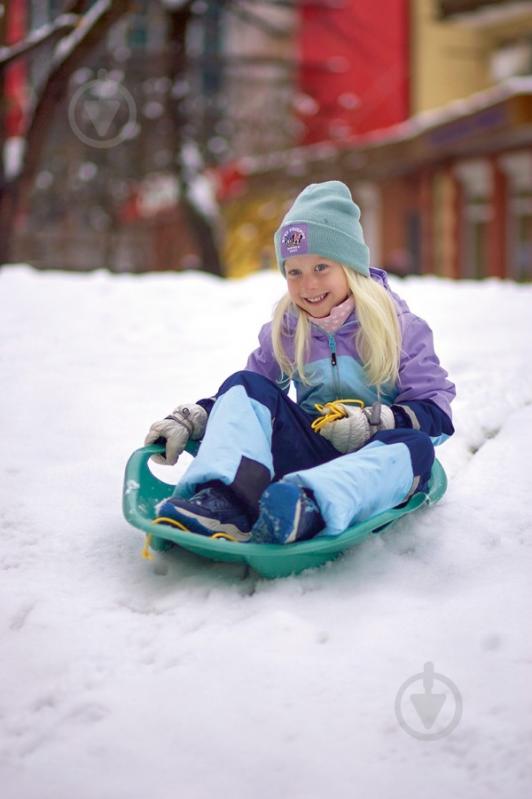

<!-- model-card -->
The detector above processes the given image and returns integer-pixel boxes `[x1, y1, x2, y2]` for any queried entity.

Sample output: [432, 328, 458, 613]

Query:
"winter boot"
[154, 483, 252, 542]
[251, 481, 325, 544]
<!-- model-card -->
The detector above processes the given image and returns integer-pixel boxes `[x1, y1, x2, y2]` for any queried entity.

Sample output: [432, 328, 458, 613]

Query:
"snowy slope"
[1, 264, 531, 799]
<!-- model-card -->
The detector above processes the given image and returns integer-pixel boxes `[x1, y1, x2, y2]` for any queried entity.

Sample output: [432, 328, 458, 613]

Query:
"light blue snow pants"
[174, 371, 435, 537]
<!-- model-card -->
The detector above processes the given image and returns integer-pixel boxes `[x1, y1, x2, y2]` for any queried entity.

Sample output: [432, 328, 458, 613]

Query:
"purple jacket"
[246, 268, 455, 440]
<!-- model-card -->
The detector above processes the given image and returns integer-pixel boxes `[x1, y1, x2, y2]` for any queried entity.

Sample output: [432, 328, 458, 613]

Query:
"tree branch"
[62, 0, 90, 14]
[0, 14, 79, 70]
[19, 0, 134, 187]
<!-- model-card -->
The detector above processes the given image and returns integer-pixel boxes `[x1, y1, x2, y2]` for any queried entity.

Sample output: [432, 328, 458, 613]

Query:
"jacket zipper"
[327, 334, 341, 397]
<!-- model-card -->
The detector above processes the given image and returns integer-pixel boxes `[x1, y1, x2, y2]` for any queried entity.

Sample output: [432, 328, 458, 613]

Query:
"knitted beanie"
[274, 180, 370, 277]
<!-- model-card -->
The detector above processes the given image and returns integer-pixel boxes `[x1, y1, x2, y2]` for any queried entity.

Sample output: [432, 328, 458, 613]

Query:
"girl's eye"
[315, 263, 328, 272]
[287, 269, 301, 277]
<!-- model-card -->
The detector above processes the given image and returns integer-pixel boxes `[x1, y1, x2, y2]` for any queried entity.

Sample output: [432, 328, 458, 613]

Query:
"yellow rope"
[142, 533, 154, 560]
[152, 516, 189, 530]
[151, 517, 239, 542]
[143, 517, 190, 561]
[311, 398, 365, 433]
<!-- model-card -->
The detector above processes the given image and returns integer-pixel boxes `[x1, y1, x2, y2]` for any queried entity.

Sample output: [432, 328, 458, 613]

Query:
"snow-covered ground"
[1, 264, 531, 799]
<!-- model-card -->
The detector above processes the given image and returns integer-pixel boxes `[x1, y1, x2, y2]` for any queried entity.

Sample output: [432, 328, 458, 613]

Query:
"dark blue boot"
[155, 484, 252, 542]
[252, 482, 325, 544]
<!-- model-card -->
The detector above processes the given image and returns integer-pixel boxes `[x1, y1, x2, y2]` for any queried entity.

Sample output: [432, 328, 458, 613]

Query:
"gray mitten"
[144, 403, 208, 465]
[319, 401, 395, 454]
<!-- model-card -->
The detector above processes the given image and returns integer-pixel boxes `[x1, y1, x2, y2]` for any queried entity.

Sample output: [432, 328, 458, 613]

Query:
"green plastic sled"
[122, 443, 447, 579]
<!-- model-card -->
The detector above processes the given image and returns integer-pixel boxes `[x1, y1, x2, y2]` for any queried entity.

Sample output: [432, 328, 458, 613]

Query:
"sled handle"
[147, 438, 201, 457]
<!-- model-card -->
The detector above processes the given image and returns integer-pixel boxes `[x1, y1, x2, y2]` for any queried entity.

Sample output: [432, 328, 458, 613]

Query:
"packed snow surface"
[1, 264, 531, 799]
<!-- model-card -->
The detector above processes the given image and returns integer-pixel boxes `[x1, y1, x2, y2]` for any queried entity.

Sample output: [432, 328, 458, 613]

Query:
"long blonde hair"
[271, 267, 401, 390]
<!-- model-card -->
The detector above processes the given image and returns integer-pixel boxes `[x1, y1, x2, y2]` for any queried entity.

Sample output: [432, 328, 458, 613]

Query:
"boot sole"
[154, 503, 251, 542]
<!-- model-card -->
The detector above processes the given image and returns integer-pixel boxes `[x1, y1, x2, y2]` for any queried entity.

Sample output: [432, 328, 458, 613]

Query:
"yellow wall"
[411, 0, 490, 112]
[432, 169, 458, 278]
[412, 0, 532, 113]
[222, 190, 292, 278]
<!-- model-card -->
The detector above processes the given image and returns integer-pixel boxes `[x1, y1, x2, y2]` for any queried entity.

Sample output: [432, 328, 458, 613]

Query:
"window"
[454, 159, 492, 279]
[499, 151, 532, 281]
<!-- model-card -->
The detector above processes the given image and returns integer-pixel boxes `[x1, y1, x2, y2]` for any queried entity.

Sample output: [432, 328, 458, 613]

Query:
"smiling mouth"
[304, 293, 328, 304]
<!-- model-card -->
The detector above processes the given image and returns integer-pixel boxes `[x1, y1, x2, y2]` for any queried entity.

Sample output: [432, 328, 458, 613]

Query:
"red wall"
[5, 0, 27, 137]
[298, 0, 410, 144]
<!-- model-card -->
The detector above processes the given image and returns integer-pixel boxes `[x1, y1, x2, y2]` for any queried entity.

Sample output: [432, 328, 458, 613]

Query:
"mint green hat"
[274, 180, 370, 277]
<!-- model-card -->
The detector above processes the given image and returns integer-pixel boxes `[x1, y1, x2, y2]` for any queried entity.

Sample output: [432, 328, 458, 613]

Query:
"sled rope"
[143, 516, 191, 560]
[311, 399, 365, 433]
[142, 534, 154, 560]
[151, 517, 239, 543]
[153, 516, 189, 530]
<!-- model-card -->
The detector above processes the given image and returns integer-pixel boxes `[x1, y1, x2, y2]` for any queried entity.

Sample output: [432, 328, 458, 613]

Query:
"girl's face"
[285, 254, 350, 318]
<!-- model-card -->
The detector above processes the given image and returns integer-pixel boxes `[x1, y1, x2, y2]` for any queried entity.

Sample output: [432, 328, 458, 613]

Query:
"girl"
[145, 181, 455, 545]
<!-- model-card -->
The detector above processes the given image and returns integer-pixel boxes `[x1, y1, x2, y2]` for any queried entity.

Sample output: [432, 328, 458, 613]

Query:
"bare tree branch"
[0, 15, 79, 70]
[0, 0, 134, 263]
[0, 1, 10, 48]
[62, 0, 91, 14]
[20, 0, 134, 189]
[161, 0, 223, 275]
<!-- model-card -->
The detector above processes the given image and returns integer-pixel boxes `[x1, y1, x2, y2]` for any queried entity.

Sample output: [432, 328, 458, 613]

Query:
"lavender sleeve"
[245, 322, 286, 387]
[394, 311, 456, 420]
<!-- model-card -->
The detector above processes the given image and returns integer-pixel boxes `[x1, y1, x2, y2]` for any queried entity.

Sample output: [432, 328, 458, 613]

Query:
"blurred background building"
[1, 0, 531, 279]
[222, 0, 532, 281]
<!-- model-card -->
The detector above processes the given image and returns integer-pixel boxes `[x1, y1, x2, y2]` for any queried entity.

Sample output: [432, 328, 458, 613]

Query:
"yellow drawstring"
[311, 398, 365, 433]
[142, 533, 154, 560]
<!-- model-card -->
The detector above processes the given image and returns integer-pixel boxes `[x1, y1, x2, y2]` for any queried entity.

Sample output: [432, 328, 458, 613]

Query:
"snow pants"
[174, 371, 435, 537]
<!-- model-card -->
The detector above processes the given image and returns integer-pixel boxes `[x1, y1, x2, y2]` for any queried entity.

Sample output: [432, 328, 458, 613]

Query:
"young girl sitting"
[145, 181, 455, 545]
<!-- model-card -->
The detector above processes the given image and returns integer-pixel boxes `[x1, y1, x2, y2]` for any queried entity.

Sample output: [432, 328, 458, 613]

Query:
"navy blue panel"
[230, 455, 271, 521]
[216, 371, 339, 479]
[197, 397, 215, 414]
[392, 399, 454, 437]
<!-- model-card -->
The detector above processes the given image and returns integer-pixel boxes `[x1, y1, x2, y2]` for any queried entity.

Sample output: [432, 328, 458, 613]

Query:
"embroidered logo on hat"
[280, 224, 309, 258]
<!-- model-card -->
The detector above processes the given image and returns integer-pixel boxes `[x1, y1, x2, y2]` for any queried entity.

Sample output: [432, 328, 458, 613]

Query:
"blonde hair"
[271, 266, 401, 390]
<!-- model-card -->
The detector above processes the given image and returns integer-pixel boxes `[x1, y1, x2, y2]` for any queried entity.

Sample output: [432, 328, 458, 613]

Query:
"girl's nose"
[302, 272, 319, 292]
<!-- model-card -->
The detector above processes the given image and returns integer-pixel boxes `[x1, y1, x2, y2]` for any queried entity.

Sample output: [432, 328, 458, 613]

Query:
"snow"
[1, 264, 532, 799]
[3, 136, 26, 181]
[181, 141, 219, 221]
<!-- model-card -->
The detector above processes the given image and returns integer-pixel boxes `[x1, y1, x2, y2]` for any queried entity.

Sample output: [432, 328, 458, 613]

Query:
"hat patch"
[280, 223, 309, 258]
